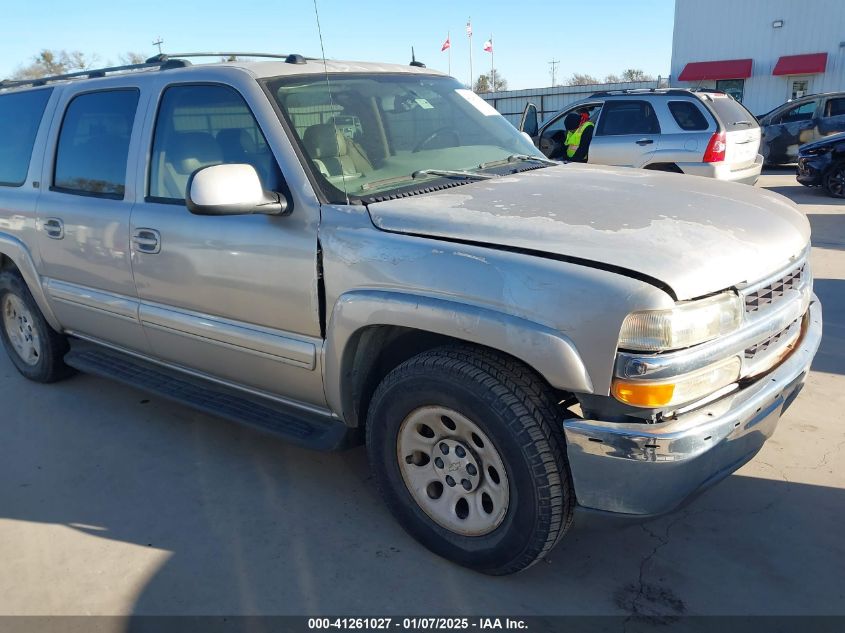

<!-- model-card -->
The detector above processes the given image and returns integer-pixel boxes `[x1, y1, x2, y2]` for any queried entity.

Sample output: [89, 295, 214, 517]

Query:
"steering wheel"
[413, 127, 462, 153]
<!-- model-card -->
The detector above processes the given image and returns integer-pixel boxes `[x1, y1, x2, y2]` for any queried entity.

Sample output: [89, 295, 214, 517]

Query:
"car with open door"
[520, 88, 763, 184]
[758, 92, 845, 165]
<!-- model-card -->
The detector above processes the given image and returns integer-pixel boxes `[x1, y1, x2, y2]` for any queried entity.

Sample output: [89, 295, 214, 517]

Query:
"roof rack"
[1, 52, 306, 90]
[589, 88, 691, 98]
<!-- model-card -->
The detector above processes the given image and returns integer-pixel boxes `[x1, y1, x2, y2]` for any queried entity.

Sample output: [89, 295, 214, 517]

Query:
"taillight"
[703, 132, 726, 163]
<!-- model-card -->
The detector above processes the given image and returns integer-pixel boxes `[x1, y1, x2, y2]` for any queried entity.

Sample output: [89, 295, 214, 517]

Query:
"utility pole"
[152, 37, 164, 55]
[548, 59, 560, 87]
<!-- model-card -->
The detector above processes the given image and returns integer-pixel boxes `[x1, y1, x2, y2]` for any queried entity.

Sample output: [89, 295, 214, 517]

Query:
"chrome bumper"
[563, 296, 822, 516]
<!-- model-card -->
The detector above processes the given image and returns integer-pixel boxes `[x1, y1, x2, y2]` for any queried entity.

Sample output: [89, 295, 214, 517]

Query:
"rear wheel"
[0, 271, 72, 382]
[366, 346, 574, 575]
[822, 161, 845, 198]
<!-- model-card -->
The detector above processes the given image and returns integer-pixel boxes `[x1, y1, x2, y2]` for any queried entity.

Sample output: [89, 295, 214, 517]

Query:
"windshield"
[264, 73, 546, 202]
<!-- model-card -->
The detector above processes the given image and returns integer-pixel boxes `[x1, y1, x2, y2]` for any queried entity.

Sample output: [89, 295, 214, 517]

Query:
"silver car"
[521, 89, 764, 184]
[0, 55, 820, 575]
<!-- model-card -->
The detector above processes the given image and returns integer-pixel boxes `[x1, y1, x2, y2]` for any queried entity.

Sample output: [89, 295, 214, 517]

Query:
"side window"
[53, 89, 139, 198]
[779, 101, 818, 124]
[823, 98, 845, 119]
[668, 101, 709, 131]
[149, 84, 281, 201]
[0, 89, 53, 187]
[596, 100, 660, 136]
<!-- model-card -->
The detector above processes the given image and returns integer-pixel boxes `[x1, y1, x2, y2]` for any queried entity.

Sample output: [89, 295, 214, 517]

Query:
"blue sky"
[1, 0, 675, 90]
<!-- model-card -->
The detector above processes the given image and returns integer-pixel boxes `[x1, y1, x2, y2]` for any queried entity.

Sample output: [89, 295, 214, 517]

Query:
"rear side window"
[53, 89, 139, 198]
[824, 98, 845, 118]
[0, 89, 53, 187]
[668, 101, 710, 131]
[596, 100, 660, 136]
[707, 96, 758, 130]
[148, 84, 281, 201]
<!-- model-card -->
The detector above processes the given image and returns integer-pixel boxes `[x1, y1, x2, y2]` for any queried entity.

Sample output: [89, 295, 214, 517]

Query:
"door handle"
[42, 218, 64, 240]
[635, 138, 655, 146]
[132, 228, 161, 254]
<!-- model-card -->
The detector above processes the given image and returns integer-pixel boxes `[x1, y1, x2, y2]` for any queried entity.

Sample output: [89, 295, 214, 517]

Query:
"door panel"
[819, 96, 845, 137]
[35, 87, 149, 352]
[590, 100, 660, 167]
[131, 82, 325, 407]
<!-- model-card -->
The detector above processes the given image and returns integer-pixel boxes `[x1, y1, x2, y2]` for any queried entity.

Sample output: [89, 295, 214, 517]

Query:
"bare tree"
[565, 73, 599, 86]
[119, 52, 147, 65]
[473, 69, 507, 93]
[604, 73, 622, 83]
[621, 68, 655, 82]
[12, 49, 99, 78]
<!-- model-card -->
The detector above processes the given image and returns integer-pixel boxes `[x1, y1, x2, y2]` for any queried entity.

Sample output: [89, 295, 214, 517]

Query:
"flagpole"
[490, 34, 494, 91]
[448, 30, 451, 75]
[468, 17, 473, 90]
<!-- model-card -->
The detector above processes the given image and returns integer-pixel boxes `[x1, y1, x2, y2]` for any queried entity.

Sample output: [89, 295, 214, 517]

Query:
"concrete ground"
[0, 168, 843, 620]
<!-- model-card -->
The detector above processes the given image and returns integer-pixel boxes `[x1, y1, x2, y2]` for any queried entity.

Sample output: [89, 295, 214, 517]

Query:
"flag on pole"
[441, 36, 450, 52]
[466, 20, 472, 38]
[483, 38, 493, 53]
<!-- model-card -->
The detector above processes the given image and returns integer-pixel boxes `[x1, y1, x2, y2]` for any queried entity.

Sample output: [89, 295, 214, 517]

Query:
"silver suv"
[0, 54, 820, 575]
[521, 89, 763, 184]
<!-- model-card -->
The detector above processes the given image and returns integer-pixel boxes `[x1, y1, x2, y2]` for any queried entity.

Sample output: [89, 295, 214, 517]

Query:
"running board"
[64, 340, 354, 451]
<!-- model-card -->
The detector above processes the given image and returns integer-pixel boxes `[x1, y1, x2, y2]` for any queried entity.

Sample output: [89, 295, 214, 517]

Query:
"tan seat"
[161, 132, 223, 199]
[302, 124, 372, 178]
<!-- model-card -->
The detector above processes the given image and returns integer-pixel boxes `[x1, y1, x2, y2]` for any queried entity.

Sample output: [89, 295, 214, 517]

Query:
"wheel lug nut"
[439, 443, 449, 455]
[461, 479, 472, 491]
[466, 463, 477, 476]
[454, 445, 466, 458]
[434, 457, 444, 469]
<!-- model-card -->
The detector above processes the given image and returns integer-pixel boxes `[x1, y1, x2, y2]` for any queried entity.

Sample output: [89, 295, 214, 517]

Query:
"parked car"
[758, 92, 845, 165]
[519, 88, 763, 184]
[796, 131, 845, 198]
[0, 55, 821, 575]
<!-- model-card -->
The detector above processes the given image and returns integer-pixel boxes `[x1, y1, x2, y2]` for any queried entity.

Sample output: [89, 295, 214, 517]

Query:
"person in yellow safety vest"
[561, 111, 594, 163]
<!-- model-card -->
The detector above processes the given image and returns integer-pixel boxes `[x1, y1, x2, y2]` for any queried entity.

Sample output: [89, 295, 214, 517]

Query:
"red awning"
[772, 53, 828, 76]
[678, 59, 753, 81]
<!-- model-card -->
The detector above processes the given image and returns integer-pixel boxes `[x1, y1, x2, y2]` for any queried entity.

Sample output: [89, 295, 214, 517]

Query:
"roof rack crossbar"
[588, 88, 693, 98]
[148, 52, 292, 62]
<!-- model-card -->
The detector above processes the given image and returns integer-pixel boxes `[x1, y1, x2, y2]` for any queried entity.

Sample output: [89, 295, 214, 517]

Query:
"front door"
[35, 86, 149, 353]
[763, 98, 821, 163]
[130, 82, 326, 408]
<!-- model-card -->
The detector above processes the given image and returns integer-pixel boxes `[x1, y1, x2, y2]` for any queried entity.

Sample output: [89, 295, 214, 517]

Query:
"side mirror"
[186, 164, 290, 217]
[519, 102, 539, 137]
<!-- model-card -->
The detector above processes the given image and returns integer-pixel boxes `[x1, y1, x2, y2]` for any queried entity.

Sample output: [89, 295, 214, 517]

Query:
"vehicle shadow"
[764, 185, 843, 207]
[808, 214, 845, 251]
[1, 366, 843, 622]
[812, 279, 845, 376]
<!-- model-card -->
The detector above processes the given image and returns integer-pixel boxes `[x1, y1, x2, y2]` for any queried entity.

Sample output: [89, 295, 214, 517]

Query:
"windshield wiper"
[360, 169, 492, 192]
[478, 154, 558, 169]
[412, 169, 494, 180]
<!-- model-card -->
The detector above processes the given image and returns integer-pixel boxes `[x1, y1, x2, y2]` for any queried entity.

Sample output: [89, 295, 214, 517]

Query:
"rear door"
[589, 100, 660, 167]
[705, 95, 761, 168]
[818, 95, 845, 138]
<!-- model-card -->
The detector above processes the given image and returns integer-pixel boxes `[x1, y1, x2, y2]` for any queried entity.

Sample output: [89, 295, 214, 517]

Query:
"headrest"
[303, 124, 348, 159]
[217, 128, 257, 155]
[166, 132, 223, 175]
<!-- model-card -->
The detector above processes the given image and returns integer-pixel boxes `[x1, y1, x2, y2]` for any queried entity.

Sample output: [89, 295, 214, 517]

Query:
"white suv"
[521, 89, 763, 184]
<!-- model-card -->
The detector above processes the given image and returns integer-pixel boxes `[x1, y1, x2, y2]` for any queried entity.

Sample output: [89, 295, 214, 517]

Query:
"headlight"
[612, 356, 741, 408]
[618, 292, 743, 352]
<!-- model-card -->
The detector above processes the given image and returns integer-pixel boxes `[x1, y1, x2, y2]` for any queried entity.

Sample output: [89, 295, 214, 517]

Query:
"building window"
[715, 79, 745, 103]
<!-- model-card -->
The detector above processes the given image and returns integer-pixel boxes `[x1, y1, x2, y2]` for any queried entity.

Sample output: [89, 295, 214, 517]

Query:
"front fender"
[0, 232, 61, 331]
[323, 289, 593, 425]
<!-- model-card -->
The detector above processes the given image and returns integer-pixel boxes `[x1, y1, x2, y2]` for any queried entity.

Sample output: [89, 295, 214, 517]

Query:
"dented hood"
[366, 164, 810, 300]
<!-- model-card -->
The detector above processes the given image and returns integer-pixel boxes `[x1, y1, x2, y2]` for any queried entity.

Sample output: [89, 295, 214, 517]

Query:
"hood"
[366, 165, 810, 300]
[800, 132, 845, 153]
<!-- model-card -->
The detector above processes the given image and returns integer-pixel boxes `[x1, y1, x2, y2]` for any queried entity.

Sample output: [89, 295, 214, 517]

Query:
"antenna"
[410, 47, 425, 68]
[548, 59, 559, 87]
[312, 0, 349, 204]
[153, 37, 164, 55]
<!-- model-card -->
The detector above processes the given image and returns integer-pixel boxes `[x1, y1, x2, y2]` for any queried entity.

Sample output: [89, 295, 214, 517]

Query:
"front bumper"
[562, 296, 822, 516]
[796, 155, 828, 186]
[678, 153, 763, 185]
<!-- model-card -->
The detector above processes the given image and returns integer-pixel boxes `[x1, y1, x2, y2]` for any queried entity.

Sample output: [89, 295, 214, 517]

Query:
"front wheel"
[823, 161, 845, 198]
[366, 347, 574, 575]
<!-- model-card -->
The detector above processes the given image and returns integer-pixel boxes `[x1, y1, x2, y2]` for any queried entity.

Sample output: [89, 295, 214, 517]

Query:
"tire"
[366, 346, 574, 575]
[822, 161, 845, 198]
[0, 271, 72, 383]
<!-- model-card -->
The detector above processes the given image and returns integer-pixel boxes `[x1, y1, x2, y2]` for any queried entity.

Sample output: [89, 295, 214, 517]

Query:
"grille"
[744, 263, 805, 313]
[745, 319, 801, 359]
